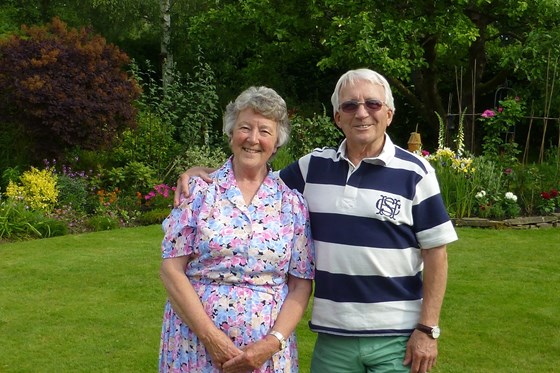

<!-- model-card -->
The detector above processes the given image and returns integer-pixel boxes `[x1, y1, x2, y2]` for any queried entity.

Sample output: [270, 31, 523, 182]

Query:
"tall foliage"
[0, 17, 141, 162]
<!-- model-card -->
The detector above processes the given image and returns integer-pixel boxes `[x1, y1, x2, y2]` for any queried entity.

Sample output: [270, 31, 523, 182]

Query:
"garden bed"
[453, 213, 560, 229]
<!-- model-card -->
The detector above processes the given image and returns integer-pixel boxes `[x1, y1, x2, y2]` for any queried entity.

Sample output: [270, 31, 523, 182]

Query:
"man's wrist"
[416, 323, 441, 339]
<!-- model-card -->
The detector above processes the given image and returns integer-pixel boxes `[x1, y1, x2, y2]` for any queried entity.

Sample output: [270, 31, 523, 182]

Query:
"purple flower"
[481, 109, 495, 118]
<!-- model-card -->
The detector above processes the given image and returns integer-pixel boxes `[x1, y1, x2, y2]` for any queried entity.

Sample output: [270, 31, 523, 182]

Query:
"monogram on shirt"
[376, 195, 401, 220]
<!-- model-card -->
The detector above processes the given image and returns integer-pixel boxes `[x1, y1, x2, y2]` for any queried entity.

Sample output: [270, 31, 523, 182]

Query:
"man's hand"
[403, 330, 438, 373]
[173, 167, 215, 207]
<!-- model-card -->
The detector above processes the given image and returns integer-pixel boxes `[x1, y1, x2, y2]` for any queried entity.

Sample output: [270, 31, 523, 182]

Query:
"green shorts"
[310, 333, 410, 373]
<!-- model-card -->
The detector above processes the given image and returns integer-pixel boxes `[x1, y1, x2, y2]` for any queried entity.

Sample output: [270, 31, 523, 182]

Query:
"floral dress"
[159, 158, 315, 373]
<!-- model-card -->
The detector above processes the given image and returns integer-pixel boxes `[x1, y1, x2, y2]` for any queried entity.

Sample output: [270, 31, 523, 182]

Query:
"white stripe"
[315, 240, 422, 276]
[311, 298, 421, 331]
[304, 183, 414, 224]
[417, 221, 458, 249]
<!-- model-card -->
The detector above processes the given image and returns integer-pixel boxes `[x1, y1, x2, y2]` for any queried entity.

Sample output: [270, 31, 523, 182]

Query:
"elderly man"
[175, 68, 458, 373]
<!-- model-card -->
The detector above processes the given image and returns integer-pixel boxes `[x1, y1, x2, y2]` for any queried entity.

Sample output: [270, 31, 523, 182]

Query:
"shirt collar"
[336, 134, 396, 166]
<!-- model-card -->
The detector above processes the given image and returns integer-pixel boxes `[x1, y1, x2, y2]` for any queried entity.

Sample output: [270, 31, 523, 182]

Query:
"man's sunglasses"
[339, 99, 386, 113]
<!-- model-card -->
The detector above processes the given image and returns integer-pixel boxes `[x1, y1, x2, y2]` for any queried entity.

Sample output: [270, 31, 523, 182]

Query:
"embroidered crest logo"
[376, 195, 401, 219]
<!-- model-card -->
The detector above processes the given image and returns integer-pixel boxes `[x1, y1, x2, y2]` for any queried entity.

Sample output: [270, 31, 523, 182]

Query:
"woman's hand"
[173, 167, 215, 206]
[221, 335, 279, 373]
[160, 258, 242, 366]
[198, 328, 244, 367]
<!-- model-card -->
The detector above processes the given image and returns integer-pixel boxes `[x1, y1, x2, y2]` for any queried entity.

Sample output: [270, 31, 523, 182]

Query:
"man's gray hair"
[331, 68, 396, 117]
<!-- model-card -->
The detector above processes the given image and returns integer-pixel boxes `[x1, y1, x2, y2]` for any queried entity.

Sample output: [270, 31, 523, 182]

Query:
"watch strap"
[268, 330, 287, 350]
[416, 323, 440, 339]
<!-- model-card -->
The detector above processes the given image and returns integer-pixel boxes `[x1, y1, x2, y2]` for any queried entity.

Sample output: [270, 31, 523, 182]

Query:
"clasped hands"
[205, 329, 280, 373]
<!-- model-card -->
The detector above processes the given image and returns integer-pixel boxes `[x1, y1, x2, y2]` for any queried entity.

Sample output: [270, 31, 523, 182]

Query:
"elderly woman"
[158, 86, 315, 373]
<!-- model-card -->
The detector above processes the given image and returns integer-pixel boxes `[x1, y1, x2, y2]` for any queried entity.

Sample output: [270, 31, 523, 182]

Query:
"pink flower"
[498, 107, 503, 113]
[481, 109, 495, 118]
[421, 150, 430, 157]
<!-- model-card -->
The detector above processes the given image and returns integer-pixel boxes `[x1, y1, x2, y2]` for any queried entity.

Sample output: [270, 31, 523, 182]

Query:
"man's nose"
[355, 103, 370, 118]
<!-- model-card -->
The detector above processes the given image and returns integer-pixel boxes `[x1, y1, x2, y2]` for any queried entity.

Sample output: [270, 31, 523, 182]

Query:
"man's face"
[334, 79, 393, 158]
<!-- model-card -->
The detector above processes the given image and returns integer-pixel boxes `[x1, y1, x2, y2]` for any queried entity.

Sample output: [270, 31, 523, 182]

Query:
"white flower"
[475, 190, 486, 199]
[505, 192, 517, 202]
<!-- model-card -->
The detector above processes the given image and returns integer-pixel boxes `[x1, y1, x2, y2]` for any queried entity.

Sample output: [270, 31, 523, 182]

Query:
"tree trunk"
[160, 0, 173, 92]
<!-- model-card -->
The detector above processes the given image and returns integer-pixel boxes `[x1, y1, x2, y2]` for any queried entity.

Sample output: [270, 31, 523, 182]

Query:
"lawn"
[1, 226, 559, 372]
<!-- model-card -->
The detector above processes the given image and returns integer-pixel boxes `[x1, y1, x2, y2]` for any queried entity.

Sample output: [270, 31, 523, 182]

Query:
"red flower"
[550, 189, 559, 198]
[541, 192, 551, 200]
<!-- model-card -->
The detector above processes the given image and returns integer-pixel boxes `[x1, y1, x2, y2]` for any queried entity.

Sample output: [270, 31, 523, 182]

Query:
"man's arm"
[403, 245, 448, 373]
[419, 245, 448, 325]
[173, 167, 216, 206]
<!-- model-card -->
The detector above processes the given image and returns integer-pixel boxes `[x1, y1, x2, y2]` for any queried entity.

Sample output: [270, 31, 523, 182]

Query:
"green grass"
[1, 227, 559, 372]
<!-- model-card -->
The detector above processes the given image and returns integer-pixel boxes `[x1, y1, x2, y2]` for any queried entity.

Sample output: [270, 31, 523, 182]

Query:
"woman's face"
[231, 108, 278, 173]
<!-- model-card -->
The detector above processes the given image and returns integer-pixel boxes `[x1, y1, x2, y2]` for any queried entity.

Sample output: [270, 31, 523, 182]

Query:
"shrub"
[142, 184, 175, 210]
[137, 209, 169, 226]
[0, 200, 66, 240]
[167, 145, 228, 183]
[0, 17, 141, 161]
[478, 96, 524, 164]
[271, 146, 295, 171]
[288, 110, 344, 159]
[56, 174, 90, 212]
[426, 148, 477, 218]
[536, 188, 559, 215]
[86, 215, 119, 231]
[48, 206, 89, 234]
[5, 167, 58, 212]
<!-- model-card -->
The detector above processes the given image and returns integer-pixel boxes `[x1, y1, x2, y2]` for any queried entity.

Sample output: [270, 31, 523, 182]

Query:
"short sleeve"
[288, 192, 315, 279]
[160, 178, 208, 259]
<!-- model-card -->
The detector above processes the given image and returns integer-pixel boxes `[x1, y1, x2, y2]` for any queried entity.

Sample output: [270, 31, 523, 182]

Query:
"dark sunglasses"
[339, 99, 386, 113]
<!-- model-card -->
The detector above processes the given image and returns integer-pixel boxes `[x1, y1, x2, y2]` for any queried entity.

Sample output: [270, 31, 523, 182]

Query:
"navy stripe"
[394, 147, 428, 173]
[309, 322, 414, 336]
[306, 153, 348, 186]
[280, 160, 306, 193]
[310, 212, 418, 249]
[305, 155, 421, 200]
[412, 194, 451, 231]
[349, 163, 420, 199]
[314, 270, 423, 303]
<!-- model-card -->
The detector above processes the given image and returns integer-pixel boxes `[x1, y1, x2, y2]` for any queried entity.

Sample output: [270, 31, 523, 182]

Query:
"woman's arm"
[221, 275, 312, 372]
[160, 257, 242, 365]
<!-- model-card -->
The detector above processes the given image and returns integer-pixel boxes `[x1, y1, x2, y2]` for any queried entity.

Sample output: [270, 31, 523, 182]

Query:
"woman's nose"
[247, 129, 259, 143]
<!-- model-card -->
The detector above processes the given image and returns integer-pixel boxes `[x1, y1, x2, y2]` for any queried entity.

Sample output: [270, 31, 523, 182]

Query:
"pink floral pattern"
[159, 158, 314, 372]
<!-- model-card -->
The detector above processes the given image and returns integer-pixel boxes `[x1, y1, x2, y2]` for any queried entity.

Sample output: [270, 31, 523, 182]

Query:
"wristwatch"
[268, 330, 287, 350]
[416, 323, 441, 339]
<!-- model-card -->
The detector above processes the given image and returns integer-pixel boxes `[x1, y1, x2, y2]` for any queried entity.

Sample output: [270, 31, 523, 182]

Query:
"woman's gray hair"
[223, 86, 290, 148]
[330, 68, 395, 117]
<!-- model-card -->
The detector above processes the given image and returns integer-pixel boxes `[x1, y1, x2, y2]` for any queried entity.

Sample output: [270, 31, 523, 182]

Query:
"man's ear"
[334, 111, 342, 129]
[386, 109, 394, 126]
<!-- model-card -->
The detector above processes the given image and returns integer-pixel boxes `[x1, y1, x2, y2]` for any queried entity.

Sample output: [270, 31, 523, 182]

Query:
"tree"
[313, 0, 560, 150]
[175, 0, 337, 116]
[0, 17, 141, 162]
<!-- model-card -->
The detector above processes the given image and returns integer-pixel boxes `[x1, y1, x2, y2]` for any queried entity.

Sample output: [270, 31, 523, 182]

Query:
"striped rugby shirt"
[279, 135, 458, 336]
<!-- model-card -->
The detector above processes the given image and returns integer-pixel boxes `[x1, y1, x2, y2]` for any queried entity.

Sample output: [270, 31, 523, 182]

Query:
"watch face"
[431, 326, 441, 339]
